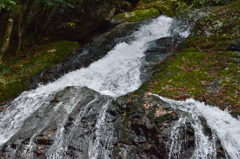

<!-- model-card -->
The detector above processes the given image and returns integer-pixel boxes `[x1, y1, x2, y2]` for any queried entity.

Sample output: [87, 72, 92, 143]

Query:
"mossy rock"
[119, 1, 132, 12]
[154, 3, 175, 17]
[134, 0, 177, 17]
[174, 0, 235, 17]
[0, 41, 80, 103]
[135, 0, 160, 9]
[0, 76, 27, 103]
[192, 1, 240, 39]
[113, 8, 160, 23]
[149, 0, 240, 114]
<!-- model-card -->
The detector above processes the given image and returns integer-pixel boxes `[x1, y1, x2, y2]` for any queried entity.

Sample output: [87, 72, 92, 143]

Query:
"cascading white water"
[30, 15, 173, 97]
[88, 100, 113, 159]
[0, 16, 176, 158]
[152, 94, 240, 159]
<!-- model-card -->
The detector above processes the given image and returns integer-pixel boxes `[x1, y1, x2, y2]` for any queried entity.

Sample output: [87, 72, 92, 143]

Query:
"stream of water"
[152, 94, 240, 159]
[1, 14, 239, 159]
[0, 16, 174, 158]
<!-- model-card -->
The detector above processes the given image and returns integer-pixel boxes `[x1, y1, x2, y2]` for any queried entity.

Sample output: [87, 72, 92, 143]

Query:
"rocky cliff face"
[0, 0, 126, 55]
[26, 0, 125, 42]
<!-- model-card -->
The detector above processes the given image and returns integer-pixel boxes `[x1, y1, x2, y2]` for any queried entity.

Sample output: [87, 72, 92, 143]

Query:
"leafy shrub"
[0, 0, 16, 11]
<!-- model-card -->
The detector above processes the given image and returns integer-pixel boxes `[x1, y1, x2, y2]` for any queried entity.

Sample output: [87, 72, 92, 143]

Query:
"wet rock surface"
[140, 35, 185, 83]
[1, 88, 200, 159]
[111, 94, 178, 158]
[228, 41, 240, 51]
[0, 86, 114, 158]
[0, 88, 198, 159]
[110, 91, 226, 158]
[110, 91, 200, 159]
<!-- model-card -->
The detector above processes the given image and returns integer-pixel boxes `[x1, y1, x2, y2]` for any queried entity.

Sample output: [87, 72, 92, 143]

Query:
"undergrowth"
[0, 41, 80, 103]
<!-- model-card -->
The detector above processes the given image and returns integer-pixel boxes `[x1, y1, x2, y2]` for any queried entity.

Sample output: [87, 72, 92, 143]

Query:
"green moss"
[155, 4, 175, 17]
[0, 76, 27, 102]
[0, 41, 80, 102]
[144, 1, 240, 113]
[114, 8, 160, 22]
[134, 82, 151, 95]
[14, 41, 79, 74]
[150, 1, 240, 113]
[134, 0, 177, 17]
[151, 43, 239, 109]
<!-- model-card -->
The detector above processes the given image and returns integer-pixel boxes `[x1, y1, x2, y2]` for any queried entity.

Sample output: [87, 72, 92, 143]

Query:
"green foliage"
[0, 0, 16, 11]
[175, 2, 193, 16]
[0, 63, 11, 75]
[0, 0, 76, 13]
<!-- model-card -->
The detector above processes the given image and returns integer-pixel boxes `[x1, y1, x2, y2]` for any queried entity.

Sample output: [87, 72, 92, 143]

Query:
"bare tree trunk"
[16, 0, 31, 55]
[16, 7, 24, 55]
[0, 13, 14, 63]
[41, 5, 59, 31]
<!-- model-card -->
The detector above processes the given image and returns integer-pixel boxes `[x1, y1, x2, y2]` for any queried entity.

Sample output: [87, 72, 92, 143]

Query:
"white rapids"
[152, 94, 240, 159]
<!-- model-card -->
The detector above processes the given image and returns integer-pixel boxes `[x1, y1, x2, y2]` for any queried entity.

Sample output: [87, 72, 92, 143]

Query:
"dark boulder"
[111, 93, 195, 159]
[140, 35, 186, 83]
[227, 41, 240, 51]
[0, 86, 113, 158]
[145, 36, 185, 58]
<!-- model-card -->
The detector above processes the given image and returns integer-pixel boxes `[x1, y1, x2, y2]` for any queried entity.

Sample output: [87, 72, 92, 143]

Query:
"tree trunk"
[0, 13, 14, 63]
[16, 7, 24, 55]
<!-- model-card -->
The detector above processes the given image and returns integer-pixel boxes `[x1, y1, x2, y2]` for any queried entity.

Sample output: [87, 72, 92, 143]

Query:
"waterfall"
[152, 94, 240, 159]
[0, 16, 177, 158]
[2, 13, 236, 159]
